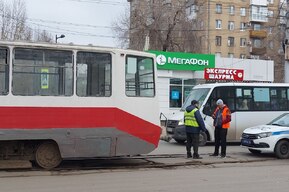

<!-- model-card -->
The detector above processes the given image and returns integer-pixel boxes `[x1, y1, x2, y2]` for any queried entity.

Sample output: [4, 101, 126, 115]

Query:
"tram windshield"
[180, 88, 210, 111]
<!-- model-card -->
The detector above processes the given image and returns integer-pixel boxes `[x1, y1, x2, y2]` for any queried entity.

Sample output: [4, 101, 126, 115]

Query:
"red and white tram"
[0, 41, 161, 169]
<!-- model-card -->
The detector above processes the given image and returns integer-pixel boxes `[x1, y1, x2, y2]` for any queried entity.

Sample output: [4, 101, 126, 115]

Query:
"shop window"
[169, 78, 196, 108]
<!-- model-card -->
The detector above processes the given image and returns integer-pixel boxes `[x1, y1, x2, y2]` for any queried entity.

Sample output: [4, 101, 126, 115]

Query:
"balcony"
[250, 0, 267, 6]
[250, 13, 268, 22]
[249, 30, 267, 38]
[250, 47, 267, 55]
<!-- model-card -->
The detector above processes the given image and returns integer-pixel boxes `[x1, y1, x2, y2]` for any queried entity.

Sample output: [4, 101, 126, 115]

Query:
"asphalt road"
[0, 157, 289, 192]
[1, 140, 289, 192]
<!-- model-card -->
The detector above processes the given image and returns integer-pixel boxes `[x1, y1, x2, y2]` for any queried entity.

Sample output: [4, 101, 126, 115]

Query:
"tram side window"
[0, 48, 8, 95]
[13, 48, 73, 96]
[125, 55, 155, 97]
[76, 52, 111, 97]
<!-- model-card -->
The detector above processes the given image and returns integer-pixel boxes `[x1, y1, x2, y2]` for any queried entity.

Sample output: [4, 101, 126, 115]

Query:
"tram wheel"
[35, 141, 62, 169]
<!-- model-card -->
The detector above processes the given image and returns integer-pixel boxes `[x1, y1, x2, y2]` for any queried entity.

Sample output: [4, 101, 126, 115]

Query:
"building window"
[0, 47, 9, 95]
[253, 23, 261, 30]
[253, 39, 261, 48]
[228, 53, 234, 58]
[240, 38, 246, 47]
[216, 4, 222, 13]
[76, 52, 112, 97]
[268, 10, 274, 17]
[186, 4, 198, 18]
[240, 7, 246, 16]
[169, 78, 196, 108]
[228, 21, 234, 30]
[228, 5, 235, 15]
[269, 41, 274, 49]
[267, 0, 274, 4]
[240, 22, 246, 31]
[228, 37, 234, 47]
[216, 20, 222, 29]
[268, 27, 273, 34]
[250, 55, 260, 60]
[216, 36, 222, 46]
[240, 54, 246, 59]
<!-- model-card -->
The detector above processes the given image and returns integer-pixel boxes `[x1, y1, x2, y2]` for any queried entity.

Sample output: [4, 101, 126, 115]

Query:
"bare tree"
[112, 6, 130, 48]
[34, 28, 53, 43]
[0, 0, 53, 43]
[0, 0, 31, 40]
[112, 0, 201, 52]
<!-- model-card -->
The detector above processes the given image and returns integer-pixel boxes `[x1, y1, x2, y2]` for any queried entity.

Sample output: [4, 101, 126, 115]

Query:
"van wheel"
[248, 149, 261, 154]
[199, 132, 208, 146]
[275, 140, 289, 159]
[35, 141, 62, 169]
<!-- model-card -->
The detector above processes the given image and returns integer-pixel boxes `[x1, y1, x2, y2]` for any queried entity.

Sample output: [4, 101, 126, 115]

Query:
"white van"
[165, 82, 289, 145]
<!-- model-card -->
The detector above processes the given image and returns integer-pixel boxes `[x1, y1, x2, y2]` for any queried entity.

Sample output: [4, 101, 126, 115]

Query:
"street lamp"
[55, 34, 65, 43]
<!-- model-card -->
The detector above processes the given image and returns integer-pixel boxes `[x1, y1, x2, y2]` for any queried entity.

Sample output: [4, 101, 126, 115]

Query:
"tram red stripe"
[0, 107, 161, 146]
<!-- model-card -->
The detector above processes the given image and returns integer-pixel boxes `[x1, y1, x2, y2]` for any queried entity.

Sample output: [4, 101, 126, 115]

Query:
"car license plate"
[241, 139, 252, 145]
[167, 128, 173, 132]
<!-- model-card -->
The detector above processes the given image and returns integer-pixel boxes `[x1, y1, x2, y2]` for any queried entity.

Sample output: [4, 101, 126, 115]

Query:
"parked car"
[241, 113, 289, 159]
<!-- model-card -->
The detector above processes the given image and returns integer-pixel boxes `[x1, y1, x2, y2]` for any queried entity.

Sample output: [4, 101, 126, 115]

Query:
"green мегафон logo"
[149, 50, 215, 71]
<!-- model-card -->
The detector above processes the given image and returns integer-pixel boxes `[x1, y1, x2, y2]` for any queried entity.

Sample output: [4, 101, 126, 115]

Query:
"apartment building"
[186, 0, 285, 82]
[127, 0, 286, 82]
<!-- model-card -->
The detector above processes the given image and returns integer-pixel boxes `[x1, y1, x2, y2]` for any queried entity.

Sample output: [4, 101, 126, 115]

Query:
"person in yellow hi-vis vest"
[184, 100, 207, 159]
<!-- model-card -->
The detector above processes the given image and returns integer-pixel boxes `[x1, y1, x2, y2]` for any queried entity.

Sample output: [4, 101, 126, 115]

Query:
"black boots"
[187, 152, 202, 159]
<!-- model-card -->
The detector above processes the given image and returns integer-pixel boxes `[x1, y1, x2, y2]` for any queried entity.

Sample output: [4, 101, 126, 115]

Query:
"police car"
[241, 113, 289, 159]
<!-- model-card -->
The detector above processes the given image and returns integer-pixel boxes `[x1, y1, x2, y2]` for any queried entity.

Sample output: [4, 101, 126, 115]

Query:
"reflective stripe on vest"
[184, 108, 199, 127]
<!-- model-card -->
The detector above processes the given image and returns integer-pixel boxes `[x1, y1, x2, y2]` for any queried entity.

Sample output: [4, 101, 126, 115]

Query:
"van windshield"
[181, 88, 210, 111]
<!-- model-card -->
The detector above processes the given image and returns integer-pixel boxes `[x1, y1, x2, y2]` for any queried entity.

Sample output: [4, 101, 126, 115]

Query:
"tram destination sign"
[204, 68, 244, 81]
[149, 51, 215, 71]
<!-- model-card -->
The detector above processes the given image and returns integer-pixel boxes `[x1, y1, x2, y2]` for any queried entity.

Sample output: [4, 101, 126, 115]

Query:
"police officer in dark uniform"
[184, 100, 207, 159]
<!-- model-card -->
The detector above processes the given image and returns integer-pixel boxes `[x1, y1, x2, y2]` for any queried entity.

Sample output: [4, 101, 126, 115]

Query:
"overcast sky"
[23, 0, 128, 47]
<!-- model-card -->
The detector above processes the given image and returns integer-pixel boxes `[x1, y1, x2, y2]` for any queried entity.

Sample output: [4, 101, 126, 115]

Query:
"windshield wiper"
[271, 123, 282, 126]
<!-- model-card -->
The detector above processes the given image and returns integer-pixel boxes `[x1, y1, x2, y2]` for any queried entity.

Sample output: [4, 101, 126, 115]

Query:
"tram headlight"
[257, 132, 272, 139]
